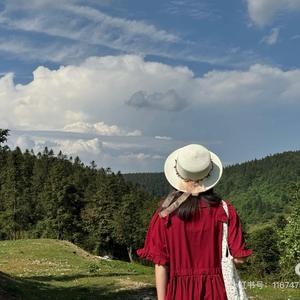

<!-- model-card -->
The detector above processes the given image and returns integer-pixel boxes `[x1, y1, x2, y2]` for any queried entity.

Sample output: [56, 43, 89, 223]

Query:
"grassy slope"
[0, 239, 298, 300]
[0, 239, 155, 300]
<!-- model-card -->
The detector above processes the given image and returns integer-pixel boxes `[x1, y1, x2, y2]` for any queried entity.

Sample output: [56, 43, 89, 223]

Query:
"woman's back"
[137, 198, 252, 300]
[137, 144, 252, 300]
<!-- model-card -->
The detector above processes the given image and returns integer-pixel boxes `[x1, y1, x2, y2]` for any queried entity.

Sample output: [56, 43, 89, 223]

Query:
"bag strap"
[221, 200, 233, 259]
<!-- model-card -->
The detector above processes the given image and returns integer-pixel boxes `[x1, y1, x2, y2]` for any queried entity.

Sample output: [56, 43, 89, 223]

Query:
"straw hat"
[164, 144, 223, 195]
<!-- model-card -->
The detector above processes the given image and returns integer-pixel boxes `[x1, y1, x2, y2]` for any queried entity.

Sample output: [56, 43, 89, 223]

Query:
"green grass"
[0, 239, 155, 299]
[0, 239, 299, 299]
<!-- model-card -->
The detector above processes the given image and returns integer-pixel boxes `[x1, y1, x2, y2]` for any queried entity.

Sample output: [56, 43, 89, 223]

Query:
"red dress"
[136, 199, 253, 300]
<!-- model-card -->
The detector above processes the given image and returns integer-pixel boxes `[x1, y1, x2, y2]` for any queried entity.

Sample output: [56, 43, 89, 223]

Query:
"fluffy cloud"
[247, 0, 300, 26]
[57, 138, 103, 156]
[193, 64, 300, 104]
[63, 121, 141, 136]
[119, 153, 163, 161]
[2, 54, 300, 171]
[0, 55, 193, 133]
[10, 134, 103, 158]
[1, 55, 300, 136]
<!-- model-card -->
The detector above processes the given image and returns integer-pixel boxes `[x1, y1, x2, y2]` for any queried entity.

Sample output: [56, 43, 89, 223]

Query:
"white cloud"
[261, 28, 280, 45]
[63, 3, 179, 43]
[7, 130, 170, 172]
[57, 138, 103, 156]
[247, 0, 300, 27]
[164, 0, 219, 20]
[155, 136, 173, 140]
[0, 55, 194, 133]
[14, 135, 36, 150]
[2, 54, 300, 171]
[119, 152, 163, 161]
[126, 130, 142, 137]
[190, 64, 300, 104]
[11, 134, 103, 158]
[0, 0, 262, 68]
[0, 37, 94, 64]
[0, 0, 179, 57]
[291, 34, 300, 40]
[1, 55, 300, 136]
[63, 121, 141, 136]
[102, 141, 145, 151]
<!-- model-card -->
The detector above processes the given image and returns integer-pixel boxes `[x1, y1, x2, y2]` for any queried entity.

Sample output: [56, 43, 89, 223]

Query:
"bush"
[247, 225, 280, 280]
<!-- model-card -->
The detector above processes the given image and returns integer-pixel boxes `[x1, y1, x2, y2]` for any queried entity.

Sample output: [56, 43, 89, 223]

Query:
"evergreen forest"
[0, 129, 158, 262]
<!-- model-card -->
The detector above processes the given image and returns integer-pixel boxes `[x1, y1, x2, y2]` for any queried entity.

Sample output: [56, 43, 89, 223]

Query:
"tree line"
[0, 129, 158, 261]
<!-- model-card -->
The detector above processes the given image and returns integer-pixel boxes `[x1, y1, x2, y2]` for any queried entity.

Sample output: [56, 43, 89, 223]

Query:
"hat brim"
[164, 147, 223, 193]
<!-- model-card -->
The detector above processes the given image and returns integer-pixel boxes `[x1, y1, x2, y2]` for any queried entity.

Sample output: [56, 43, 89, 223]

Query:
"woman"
[137, 144, 252, 300]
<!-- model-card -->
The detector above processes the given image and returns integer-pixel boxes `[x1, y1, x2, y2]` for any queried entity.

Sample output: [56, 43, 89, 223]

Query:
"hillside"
[0, 239, 156, 300]
[0, 129, 156, 262]
[124, 150, 300, 224]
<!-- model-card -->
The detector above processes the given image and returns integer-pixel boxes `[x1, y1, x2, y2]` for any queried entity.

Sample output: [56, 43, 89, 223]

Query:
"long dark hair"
[159, 188, 222, 221]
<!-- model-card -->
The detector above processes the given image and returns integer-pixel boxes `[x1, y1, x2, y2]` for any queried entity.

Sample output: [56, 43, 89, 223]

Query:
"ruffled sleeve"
[226, 201, 253, 258]
[136, 209, 169, 266]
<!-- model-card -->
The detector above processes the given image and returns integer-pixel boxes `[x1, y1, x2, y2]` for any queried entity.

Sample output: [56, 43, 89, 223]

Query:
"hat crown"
[177, 144, 212, 181]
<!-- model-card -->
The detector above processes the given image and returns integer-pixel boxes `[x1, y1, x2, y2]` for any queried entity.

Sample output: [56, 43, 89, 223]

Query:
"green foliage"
[0, 128, 155, 261]
[247, 225, 281, 279]
[124, 172, 171, 197]
[0, 128, 10, 150]
[113, 193, 142, 248]
[277, 203, 300, 280]
[88, 262, 101, 274]
[112, 191, 159, 262]
[274, 214, 287, 230]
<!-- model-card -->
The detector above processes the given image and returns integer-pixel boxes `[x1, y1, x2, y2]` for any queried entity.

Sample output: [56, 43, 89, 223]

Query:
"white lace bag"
[221, 200, 248, 300]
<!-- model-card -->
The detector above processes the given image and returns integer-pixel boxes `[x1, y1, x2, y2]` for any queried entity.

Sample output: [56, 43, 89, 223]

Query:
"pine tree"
[0, 129, 10, 151]
[0, 147, 25, 239]
[112, 192, 143, 262]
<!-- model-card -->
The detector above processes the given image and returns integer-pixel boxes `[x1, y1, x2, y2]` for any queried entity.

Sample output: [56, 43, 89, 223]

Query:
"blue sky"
[0, 0, 300, 172]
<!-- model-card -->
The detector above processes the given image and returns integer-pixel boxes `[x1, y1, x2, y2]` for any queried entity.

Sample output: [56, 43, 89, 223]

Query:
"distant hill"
[124, 150, 300, 224]
[124, 172, 170, 198]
